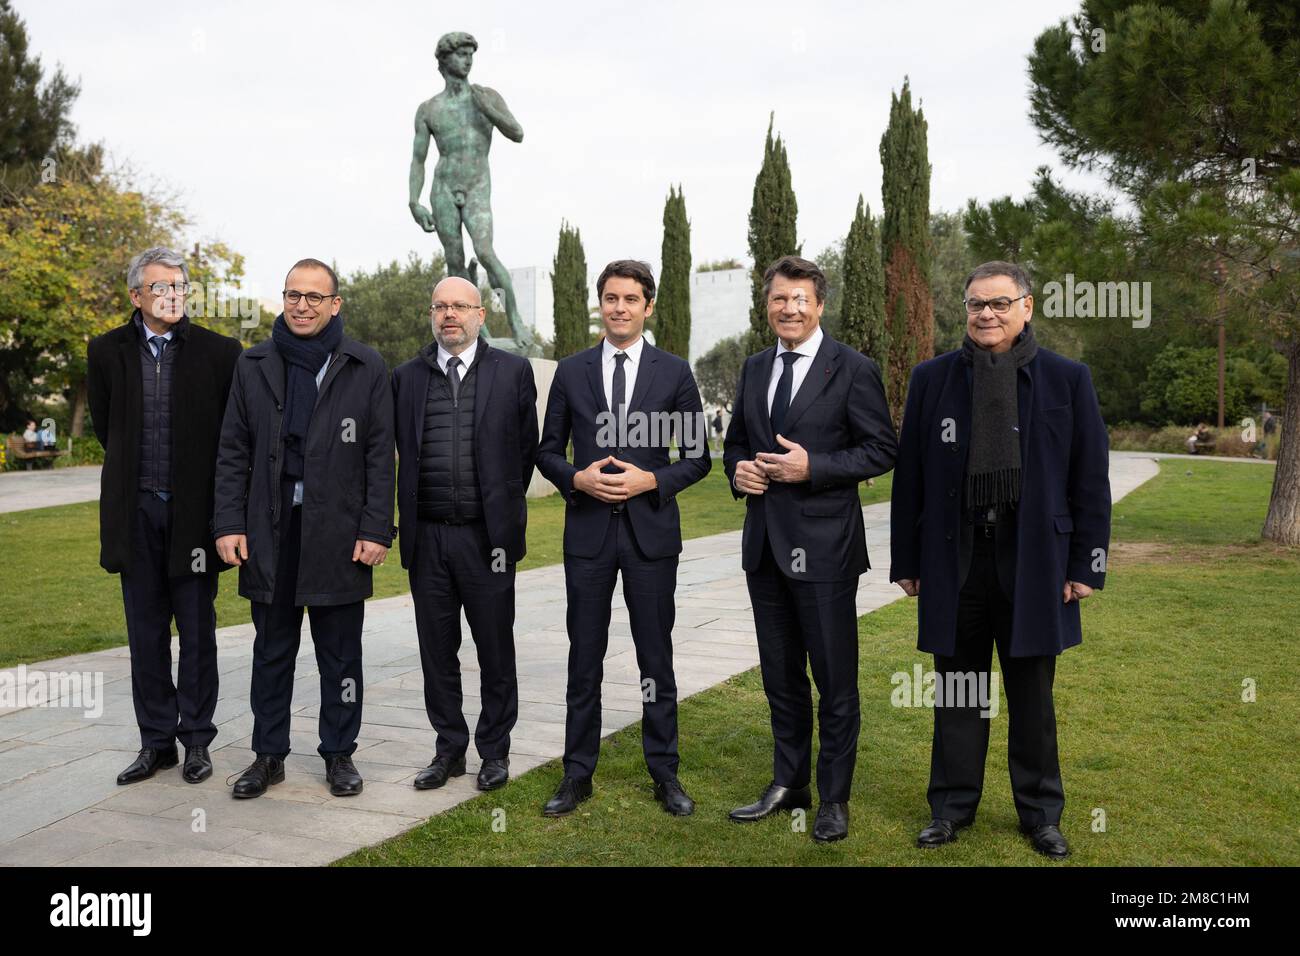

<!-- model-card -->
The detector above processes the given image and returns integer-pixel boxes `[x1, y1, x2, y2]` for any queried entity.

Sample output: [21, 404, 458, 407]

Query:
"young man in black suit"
[723, 255, 897, 842]
[391, 276, 538, 793]
[536, 259, 711, 817]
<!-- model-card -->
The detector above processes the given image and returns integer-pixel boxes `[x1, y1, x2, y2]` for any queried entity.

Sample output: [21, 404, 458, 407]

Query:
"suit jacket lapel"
[409, 357, 433, 453]
[585, 345, 609, 414]
[948, 357, 973, 465]
[628, 341, 659, 413]
[472, 347, 498, 432]
[117, 333, 143, 438]
[315, 343, 352, 408]
[258, 346, 286, 406]
[748, 347, 777, 450]
[780, 333, 839, 435]
[1017, 357, 1035, 468]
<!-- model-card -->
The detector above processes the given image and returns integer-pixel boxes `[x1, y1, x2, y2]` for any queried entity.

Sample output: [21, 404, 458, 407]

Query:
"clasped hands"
[733, 434, 809, 495]
[573, 456, 658, 503]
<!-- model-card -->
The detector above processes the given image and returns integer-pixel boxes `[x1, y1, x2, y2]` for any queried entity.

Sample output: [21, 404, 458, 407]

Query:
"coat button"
[945, 533, 953, 541]
[948, 488, 955, 497]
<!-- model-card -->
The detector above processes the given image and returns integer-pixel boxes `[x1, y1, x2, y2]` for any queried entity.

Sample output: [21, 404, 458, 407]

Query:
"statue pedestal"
[527, 357, 558, 498]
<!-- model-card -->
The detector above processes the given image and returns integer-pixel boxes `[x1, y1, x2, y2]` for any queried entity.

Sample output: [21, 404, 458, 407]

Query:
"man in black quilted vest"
[87, 247, 243, 787]
[391, 276, 539, 792]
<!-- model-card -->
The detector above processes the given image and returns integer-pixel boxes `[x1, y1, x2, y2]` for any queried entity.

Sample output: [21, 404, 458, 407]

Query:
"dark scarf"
[271, 313, 344, 480]
[959, 321, 1038, 514]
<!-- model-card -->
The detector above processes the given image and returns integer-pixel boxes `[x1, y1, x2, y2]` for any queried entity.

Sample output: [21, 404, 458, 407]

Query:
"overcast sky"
[22, 0, 1109, 304]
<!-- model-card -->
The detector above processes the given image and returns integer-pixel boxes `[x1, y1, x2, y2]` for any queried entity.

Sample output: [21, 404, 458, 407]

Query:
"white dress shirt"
[766, 325, 824, 414]
[601, 335, 644, 410]
[436, 337, 478, 375]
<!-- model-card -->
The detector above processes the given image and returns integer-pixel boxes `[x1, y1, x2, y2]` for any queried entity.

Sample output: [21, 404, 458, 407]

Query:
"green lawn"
[338, 458, 1299, 866]
[0, 465, 892, 667]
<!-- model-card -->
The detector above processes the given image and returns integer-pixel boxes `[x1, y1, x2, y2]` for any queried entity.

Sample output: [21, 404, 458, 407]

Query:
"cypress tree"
[746, 113, 800, 354]
[656, 184, 692, 359]
[551, 220, 588, 359]
[840, 194, 888, 375]
[879, 77, 935, 422]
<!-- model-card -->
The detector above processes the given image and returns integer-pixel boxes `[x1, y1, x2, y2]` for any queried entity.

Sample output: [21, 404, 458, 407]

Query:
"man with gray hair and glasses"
[88, 247, 243, 786]
[890, 260, 1111, 859]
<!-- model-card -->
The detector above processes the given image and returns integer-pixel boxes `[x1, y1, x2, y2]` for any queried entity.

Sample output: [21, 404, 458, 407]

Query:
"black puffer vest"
[417, 350, 482, 521]
[136, 319, 178, 494]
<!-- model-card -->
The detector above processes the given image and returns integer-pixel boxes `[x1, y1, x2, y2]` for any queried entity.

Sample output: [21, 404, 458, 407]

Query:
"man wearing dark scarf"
[890, 261, 1112, 861]
[214, 258, 395, 801]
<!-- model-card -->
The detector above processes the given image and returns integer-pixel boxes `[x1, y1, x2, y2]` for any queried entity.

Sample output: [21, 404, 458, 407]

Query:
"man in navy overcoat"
[890, 260, 1111, 859]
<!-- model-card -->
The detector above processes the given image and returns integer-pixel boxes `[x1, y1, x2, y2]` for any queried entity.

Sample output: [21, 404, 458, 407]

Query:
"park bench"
[6, 433, 68, 470]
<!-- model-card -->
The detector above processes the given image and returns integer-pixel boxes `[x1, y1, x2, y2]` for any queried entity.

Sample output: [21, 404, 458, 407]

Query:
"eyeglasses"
[430, 302, 481, 316]
[142, 282, 190, 296]
[283, 289, 336, 307]
[964, 295, 1028, 314]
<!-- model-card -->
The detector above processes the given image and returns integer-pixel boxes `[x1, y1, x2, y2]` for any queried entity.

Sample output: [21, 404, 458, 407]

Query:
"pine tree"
[0, 0, 79, 173]
[746, 113, 800, 354]
[550, 220, 588, 359]
[656, 185, 692, 359]
[879, 77, 935, 423]
[839, 194, 888, 375]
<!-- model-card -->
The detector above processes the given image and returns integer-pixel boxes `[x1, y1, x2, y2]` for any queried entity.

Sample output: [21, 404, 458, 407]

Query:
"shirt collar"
[603, 335, 644, 364]
[775, 325, 823, 361]
[438, 337, 478, 372]
[133, 310, 179, 345]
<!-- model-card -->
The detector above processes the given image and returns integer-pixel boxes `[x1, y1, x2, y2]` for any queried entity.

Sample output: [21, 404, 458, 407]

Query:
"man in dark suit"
[723, 255, 897, 842]
[391, 275, 538, 793]
[87, 247, 243, 786]
[889, 261, 1111, 859]
[536, 259, 711, 817]
[213, 258, 395, 799]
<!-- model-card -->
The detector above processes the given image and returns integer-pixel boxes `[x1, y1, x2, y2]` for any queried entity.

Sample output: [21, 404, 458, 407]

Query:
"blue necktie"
[149, 336, 167, 361]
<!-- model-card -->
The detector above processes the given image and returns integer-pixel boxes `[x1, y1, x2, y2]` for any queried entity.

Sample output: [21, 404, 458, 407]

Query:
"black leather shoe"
[812, 802, 849, 843]
[182, 745, 213, 784]
[116, 745, 178, 785]
[231, 754, 285, 799]
[325, 755, 363, 796]
[728, 782, 812, 822]
[477, 757, 509, 791]
[413, 754, 466, 790]
[916, 816, 974, 848]
[1022, 822, 1070, 859]
[653, 778, 695, 816]
[542, 776, 593, 817]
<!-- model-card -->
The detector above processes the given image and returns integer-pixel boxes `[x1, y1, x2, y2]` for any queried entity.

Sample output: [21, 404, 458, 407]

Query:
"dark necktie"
[446, 355, 461, 404]
[149, 335, 167, 362]
[612, 351, 628, 453]
[769, 351, 800, 439]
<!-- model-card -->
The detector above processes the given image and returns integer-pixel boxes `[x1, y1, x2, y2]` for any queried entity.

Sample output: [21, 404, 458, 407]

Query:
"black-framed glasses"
[430, 302, 481, 316]
[283, 289, 337, 307]
[964, 294, 1028, 314]
[142, 282, 190, 296]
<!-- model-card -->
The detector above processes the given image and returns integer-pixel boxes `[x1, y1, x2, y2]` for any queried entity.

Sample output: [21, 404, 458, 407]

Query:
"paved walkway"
[1109, 449, 1276, 465]
[0, 466, 102, 514]
[0, 455, 1159, 866]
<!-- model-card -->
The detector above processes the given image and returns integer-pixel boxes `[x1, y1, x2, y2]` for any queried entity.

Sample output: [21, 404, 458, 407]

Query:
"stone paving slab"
[0, 455, 1159, 865]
